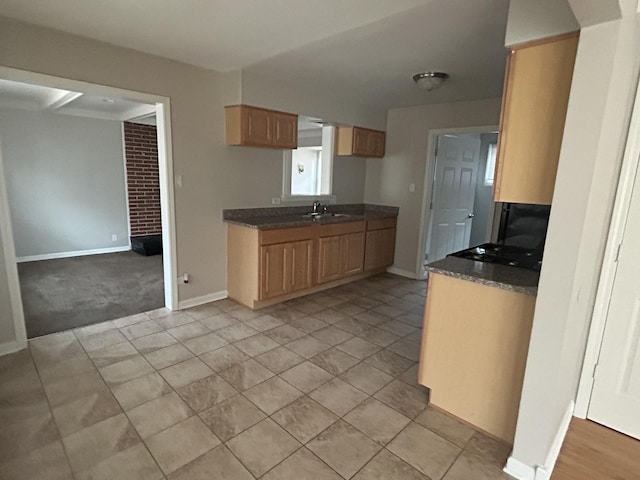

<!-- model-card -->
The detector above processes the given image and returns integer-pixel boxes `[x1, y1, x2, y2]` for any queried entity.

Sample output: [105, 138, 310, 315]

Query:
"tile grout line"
[26, 346, 79, 480]
[18, 274, 428, 479]
[72, 314, 172, 480]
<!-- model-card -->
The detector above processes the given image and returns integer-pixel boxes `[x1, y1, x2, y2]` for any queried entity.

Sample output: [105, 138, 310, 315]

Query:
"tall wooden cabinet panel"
[343, 232, 365, 276]
[225, 105, 298, 149]
[494, 33, 579, 205]
[318, 236, 343, 284]
[260, 243, 288, 300]
[290, 240, 313, 292]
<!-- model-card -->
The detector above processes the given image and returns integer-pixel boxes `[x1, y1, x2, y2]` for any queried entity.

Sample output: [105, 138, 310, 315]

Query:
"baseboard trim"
[504, 400, 575, 480]
[178, 290, 228, 310]
[504, 457, 536, 480]
[536, 400, 575, 480]
[17, 246, 131, 263]
[386, 266, 421, 279]
[0, 340, 27, 356]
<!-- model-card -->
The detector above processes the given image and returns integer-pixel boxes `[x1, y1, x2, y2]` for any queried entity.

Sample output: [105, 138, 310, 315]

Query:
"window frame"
[281, 126, 336, 204]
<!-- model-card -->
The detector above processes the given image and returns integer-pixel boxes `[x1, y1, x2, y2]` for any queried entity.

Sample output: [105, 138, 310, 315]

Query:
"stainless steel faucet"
[312, 201, 322, 213]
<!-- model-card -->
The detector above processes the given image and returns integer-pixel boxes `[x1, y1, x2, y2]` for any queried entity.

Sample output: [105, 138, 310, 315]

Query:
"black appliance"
[497, 203, 551, 250]
[449, 243, 543, 272]
[448, 203, 550, 272]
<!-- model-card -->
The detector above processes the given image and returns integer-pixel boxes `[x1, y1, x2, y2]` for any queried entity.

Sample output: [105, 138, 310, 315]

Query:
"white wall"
[505, 0, 579, 46]
[510, 1, 640, 474]
[0, 109, 129, 259]
[0, 17, 385, 349]
[363, 99, 501, 276]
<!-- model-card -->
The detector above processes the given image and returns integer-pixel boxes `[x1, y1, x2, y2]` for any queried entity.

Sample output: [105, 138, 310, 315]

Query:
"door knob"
[467, 213, 475, 219]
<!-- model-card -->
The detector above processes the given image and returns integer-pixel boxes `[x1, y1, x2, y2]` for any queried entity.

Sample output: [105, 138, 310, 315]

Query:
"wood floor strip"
[552, 418, 640, 480]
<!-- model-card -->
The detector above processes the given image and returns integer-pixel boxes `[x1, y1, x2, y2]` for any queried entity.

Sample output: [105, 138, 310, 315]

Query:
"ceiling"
[0, 79, 156, 121]
[0, 0, 510, 109]
[245, 0, 510, 108]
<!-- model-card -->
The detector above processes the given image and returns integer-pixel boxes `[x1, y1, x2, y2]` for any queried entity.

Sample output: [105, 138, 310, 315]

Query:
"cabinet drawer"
[367, 217, 396, 231]
[259, 226, 314, 246]
[318, 221, 365, 237]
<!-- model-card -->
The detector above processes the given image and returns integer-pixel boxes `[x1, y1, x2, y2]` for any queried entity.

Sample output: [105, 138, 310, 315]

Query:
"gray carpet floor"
[18, 251, 164, 338]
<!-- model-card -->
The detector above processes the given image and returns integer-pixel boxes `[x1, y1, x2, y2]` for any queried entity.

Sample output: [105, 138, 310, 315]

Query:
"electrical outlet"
[272, 197, 281, 205]
[111, 234, 118, 241]
[409, 183, 416, 193]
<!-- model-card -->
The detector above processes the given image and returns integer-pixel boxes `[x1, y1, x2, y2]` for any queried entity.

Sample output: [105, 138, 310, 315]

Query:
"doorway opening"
[0, 67, 177, 347]
[418, 127, 499, 278]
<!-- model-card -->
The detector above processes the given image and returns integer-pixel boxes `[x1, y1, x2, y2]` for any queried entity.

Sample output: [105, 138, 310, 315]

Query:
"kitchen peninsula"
[418, 254, 539, 444]
[224, 204, 398, 309]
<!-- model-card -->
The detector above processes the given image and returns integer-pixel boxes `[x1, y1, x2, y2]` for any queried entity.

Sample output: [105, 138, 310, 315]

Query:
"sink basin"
[301, 212, 352, 220]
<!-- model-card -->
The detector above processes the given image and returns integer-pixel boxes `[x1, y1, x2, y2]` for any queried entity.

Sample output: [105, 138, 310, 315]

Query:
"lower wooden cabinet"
[364, 217, 397, 271]
[318, 235, 343, 284]
[317, 231, 365, 284]
[419, 273, 536, 443]
[227, 218, 395, 309]
[260, 240, 312, 300]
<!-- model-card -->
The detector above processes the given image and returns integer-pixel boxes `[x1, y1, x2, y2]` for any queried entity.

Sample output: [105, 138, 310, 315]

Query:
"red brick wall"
[123, 122, 161, 236]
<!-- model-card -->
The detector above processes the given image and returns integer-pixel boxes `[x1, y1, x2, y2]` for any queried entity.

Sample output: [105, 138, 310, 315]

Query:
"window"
[283, 125, 335, 200]
[291, 147, 322, 195]
[484, 143, 497, 186]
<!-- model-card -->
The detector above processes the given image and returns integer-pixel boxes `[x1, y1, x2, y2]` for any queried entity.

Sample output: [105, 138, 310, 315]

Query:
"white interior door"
[588, 163, 640, 440]
[427, 134, 481, 262]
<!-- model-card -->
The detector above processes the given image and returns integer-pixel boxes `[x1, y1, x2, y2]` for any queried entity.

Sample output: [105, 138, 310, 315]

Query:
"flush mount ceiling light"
[413, 72, 449, 92]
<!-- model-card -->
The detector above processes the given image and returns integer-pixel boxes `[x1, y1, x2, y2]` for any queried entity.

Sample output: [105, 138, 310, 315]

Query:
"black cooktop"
[449, 243, 543, 272]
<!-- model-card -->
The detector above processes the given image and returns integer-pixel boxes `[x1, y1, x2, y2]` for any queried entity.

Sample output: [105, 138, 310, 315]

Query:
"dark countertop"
[223, 204, 398, 230]
[427, 256, 539, 296]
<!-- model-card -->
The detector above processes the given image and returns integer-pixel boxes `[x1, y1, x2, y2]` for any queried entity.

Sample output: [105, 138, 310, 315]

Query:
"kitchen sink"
[301, 212, 352, 220]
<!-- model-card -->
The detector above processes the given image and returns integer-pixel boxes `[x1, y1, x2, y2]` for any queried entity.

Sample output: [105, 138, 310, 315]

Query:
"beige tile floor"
[0, 273, 513, 480]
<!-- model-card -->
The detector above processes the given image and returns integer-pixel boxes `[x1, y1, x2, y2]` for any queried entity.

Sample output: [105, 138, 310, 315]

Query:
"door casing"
[417, 125, 499, 279]
[0, 65, 178, 352]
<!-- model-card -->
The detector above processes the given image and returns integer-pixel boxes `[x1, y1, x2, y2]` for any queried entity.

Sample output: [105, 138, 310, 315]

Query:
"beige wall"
[363, 98, 501, 276]
[510, 0, 640, 472]
[240, 70, 387, 130]
[0, 17, 380, 348]
[0, 211, 16, 346]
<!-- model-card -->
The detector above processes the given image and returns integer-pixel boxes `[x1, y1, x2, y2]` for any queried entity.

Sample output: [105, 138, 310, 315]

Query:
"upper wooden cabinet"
[494, 33, 579, 205]
[336, 126, 386, 158]
[225, 105, 298, 149]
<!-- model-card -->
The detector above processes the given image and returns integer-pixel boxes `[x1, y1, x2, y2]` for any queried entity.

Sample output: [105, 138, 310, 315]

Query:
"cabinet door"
[317, 236, 343, 284]
[364, 228, 396, 271]
[272, 112, 298, 149]
[494, 34, 578, 204]
[260, 243, 288, 299]
[243, 107, 272, 146]
[367, 130, 386, 158]
[342, 232, 365, 276]
[352, 128, 370, 156]
[290, 240, 313, 292]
